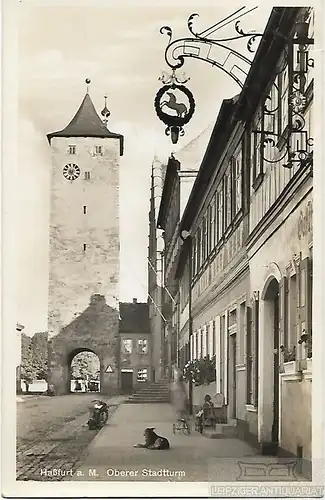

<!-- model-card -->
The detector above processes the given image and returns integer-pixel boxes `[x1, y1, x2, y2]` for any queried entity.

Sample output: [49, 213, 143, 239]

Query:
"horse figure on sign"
[160, 92, 188, 118]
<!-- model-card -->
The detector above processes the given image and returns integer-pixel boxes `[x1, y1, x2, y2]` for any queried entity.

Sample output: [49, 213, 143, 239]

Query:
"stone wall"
[48, 295, 119, 395]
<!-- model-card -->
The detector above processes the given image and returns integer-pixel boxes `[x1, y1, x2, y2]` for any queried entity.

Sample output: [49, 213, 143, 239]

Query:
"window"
[209, 197, 216, 253]
[225, 166, 232, 228]
[69, 145, 76, 155]
[196, 227, 202, 271]
[83, 205, 87, 214]
[212, 320, 216, 356]
[202, 217, 207, 262]
[122, 339, 132, 354]
[298, 257, 312, 358]
[289, 274, 297, 349]
[251, 108, 264, 185]
[200, 329, 203, 358]
[216, 182, 224, 242]
[206, 324, 210, 357]
[85, 171, 91, 180]
[137, 368, 148, 382]
[192, 237, 197, 277]
[94, 145, 103, 155]
[232, 152, 242, 215]
[138, 339, 148, 354]
[83, 243, 87, 252]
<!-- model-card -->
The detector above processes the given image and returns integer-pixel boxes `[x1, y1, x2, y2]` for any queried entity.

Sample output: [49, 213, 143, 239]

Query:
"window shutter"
[246, 306, 253, 404]
[298, 257, 311, 348]
[279, 276, 288, 347]
[252, 297, 259, 407]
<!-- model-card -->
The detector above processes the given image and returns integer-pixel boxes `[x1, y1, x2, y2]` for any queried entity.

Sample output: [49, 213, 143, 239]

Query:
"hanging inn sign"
[154, 5, 314, 171]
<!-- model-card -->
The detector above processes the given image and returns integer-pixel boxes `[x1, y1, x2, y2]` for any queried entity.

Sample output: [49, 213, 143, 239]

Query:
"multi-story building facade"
[148, 157, 166, 380]
[119, 299, 152, 392]
[159, 7, 314, 477]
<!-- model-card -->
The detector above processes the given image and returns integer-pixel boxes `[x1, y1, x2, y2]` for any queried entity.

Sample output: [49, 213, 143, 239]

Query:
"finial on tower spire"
[85, 78, 91, 93]
[101, 95, 111, 125]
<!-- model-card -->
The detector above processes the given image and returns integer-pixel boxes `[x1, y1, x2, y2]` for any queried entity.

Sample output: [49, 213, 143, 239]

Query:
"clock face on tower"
[62, 163, 81, 181]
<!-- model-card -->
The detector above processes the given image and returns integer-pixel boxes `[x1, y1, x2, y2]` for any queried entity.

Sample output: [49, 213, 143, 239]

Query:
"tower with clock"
[46, 81, 124, 395]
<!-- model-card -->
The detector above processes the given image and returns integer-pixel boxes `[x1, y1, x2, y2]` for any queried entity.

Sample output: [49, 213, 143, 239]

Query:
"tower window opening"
[85, 171, 91, 180]
[83, 243, 87, 252]
[94, 145, 103, 156]
[83, 205, 87, 214]
[68, 145, 76, 155]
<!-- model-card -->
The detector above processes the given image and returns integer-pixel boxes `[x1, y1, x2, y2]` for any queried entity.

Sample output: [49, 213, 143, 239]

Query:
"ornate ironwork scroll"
[155, 6, 263, 143]
[160, 6, 263, 89]
[252, 16, 314, 171]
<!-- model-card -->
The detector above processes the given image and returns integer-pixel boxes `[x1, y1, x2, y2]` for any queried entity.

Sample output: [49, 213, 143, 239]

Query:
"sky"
[15, 2, 272, 334]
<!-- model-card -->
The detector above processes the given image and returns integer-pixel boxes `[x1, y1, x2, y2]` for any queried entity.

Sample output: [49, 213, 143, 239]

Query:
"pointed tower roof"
[47, 93, 124, 155]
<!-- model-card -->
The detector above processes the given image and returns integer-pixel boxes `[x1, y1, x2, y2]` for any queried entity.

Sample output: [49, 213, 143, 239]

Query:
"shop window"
[138, 339, 148, 354]
[137, 368, 148, 382]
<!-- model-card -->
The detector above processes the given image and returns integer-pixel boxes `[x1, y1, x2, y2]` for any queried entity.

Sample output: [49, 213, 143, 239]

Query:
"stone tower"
[46, 85, 124, 395]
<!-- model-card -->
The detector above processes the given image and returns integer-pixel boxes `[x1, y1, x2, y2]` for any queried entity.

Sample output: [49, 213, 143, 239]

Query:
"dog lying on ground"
[133, 427, 170, 450]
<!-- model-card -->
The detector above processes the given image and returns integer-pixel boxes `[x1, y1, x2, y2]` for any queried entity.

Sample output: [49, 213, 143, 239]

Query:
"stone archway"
[48, 294, 120, 395]
[259, 276, 280, 454]
[69, 348, 100, 393]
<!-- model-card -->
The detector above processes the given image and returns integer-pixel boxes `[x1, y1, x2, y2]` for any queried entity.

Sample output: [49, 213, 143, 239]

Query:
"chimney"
[132, 298, 137, 304]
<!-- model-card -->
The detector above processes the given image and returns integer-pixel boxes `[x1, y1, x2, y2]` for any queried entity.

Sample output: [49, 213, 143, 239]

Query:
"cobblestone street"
[16, 394, 123, 481]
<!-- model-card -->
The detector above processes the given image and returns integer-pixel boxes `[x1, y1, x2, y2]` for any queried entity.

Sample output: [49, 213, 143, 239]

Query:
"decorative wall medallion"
[63, 163, 81, 181]
[154, 81, 195, 144]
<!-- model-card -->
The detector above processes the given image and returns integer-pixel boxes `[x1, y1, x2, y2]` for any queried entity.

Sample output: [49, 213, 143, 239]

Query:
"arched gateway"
[46, 84, 124, 395]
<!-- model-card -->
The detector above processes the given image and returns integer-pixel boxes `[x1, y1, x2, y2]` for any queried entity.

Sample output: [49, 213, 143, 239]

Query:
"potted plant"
[298, 330, 312, 372]
[280, 345, 300, 374]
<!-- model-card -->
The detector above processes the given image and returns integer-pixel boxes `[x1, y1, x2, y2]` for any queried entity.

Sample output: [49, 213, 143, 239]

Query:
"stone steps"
[125, 379, 171, 404]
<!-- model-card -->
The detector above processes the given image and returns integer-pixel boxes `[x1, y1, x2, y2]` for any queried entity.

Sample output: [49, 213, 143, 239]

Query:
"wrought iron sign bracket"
[252, 21, 314, 170]
[155, 6, 263, 144]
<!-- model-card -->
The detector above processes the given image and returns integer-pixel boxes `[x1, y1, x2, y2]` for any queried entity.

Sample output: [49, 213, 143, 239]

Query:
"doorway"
[262, 277, 280, 453]
[121, 369, 133, 394]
